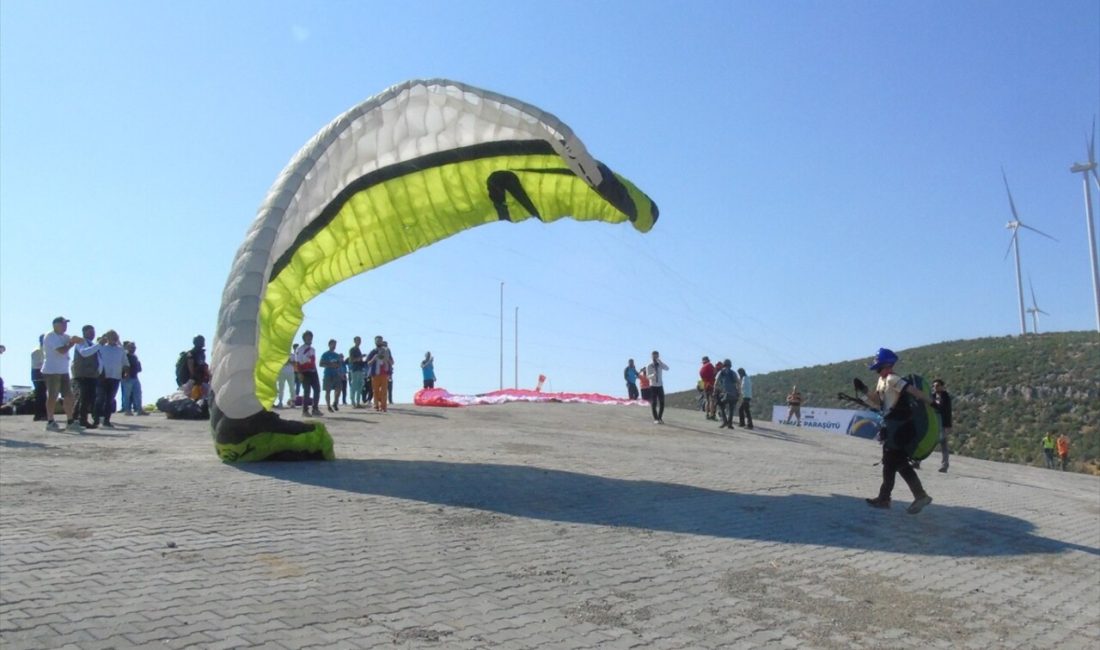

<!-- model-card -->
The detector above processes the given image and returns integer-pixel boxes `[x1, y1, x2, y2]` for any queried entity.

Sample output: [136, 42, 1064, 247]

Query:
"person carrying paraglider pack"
[854, 347, 934, 515]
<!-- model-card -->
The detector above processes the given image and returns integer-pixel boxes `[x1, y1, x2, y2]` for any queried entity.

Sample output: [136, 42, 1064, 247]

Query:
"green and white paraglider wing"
[209, 79, 659, 462]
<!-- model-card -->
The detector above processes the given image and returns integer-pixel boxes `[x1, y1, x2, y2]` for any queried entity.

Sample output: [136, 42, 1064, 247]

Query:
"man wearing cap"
[699, 357, 717, 421]
[41, 317, 82, 431]
[853, 347, 934, 515]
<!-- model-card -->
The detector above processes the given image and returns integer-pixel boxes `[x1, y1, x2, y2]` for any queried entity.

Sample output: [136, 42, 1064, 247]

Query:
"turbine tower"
[1002, 168, 1056, 335]
[1069, 119, 1100, 333]
[1026, 277, 1050, 335]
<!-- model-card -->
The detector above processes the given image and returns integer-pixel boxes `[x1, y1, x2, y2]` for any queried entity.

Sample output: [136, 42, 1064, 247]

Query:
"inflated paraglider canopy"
[210, 78, 659, 462]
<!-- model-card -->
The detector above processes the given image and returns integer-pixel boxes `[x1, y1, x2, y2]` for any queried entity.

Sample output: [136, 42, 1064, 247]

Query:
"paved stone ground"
[1, 402, 1097, 649]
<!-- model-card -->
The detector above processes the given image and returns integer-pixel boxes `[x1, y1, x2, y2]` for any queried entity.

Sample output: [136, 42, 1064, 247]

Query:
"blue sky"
[2, 0, 1098, 406]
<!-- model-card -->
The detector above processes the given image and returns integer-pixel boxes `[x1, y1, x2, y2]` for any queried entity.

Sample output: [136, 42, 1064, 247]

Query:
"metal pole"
[514, 306, 519, 389]
[1081, 173, 1100, 332]
[499, 282, 504, 390]
[1013, 235, 1027, 335]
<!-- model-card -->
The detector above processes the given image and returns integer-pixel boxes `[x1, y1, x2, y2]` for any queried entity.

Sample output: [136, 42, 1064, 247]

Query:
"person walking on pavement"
[643, 350, 669, 424]
[854, 348, 934, 515]
[737, 367, 754, 429]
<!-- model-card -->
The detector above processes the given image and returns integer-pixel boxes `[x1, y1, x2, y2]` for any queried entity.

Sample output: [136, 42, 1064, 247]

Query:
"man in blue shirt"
[623, 359, 639, 400]
[320, 339, 342, 412]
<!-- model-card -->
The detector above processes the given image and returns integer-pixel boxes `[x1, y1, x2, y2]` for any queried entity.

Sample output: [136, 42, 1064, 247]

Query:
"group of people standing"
[33, 316, 145, 432]
[622, 353, 754, 429]
[277, 333, 436, 416]
[696, 356, 754, 430]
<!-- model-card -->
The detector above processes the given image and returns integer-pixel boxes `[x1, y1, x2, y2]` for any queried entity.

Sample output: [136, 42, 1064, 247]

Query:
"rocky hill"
[668, 332, 1100, 474]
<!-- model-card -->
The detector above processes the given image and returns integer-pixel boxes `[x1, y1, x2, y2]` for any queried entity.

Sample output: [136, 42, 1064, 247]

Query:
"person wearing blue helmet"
[853, 348, 934, 514]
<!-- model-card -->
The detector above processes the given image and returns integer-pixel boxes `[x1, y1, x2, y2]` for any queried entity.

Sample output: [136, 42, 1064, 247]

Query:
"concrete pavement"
[1, 402, 1098, 649]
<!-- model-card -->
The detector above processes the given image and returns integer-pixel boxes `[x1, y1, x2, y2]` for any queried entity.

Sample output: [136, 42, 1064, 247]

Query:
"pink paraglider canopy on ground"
[414, 388, 647, 408]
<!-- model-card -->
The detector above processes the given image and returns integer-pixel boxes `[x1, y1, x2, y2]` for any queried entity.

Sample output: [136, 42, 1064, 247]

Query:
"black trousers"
[74, 377, 98, 424]
[649, 386, 665, 421]
[626, 382, 639, 400]
[300, 371, 320, 410]
[878, 447, 926, 500]
[717, 395, 735, 425]
[739, 398, 753, 427]
[33, 378, 47, 419]
[95, 378, 119, 422]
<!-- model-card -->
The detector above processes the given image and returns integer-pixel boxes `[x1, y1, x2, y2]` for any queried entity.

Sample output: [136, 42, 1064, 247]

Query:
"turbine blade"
[1038, 308, 1050, 315]
[1001, 168, 1022, 222]
[1029, 277, 1038, 306]
[1090, 116, 1096, 165]
[1019, 223, 1057, 242]
[1003, 231, 1017, 261]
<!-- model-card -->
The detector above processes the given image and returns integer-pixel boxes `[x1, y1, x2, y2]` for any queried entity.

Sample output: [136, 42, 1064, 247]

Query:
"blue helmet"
[868, 347, 898, 371]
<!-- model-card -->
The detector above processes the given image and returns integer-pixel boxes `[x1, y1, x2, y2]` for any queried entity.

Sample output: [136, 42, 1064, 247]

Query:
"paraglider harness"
[838, 373, 940, 462]
[175, 351, 191, 386]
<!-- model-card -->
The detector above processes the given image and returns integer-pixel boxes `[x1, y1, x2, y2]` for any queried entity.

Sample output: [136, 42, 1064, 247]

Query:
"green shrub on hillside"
[668, 332, 1100, 474]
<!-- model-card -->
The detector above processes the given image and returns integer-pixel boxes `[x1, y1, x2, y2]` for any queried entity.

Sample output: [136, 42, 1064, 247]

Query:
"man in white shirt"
[643, 350, 669, 424]
[41, 317, 81, 431]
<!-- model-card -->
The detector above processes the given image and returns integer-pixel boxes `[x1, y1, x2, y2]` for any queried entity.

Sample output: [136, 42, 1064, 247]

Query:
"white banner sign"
[771, 405, 881, 438]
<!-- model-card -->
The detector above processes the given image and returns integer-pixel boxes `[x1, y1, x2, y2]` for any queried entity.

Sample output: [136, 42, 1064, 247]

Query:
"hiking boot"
[46, 420, 62, 432]
[907, 495, 932, 514]
[938, 465, 948, 473]
[303, 408, 310, 417]
[312, 407, 323, 416]
[865, 497, 891, 509]
[102, 421, 114, 428]
[84, 421, 99, 430]
[68, 422, 84, 433]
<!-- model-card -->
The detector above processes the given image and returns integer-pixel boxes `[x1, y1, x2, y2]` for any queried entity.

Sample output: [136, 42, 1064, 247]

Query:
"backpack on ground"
[175, 351, 190, 386]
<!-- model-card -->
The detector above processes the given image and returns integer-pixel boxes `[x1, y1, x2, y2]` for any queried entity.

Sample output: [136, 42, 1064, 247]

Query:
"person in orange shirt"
[637, 366, 652, 404]
[1056, 433, 1071, 471]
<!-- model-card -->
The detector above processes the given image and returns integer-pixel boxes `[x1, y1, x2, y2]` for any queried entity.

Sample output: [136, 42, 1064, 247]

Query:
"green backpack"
[885, 373, 941, 460]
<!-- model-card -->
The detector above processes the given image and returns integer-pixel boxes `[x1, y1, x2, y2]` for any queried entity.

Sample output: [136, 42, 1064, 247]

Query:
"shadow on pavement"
[386, 407, 447, 419]
[0, 438, 55, 450]
[239, 459, 1099, 557]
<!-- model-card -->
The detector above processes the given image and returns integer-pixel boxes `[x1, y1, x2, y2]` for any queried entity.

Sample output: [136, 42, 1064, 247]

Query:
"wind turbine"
[1002, 168, 1057, 335]
[1026, 277, 1050, 334]
[1069, 119, 1100, 332]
